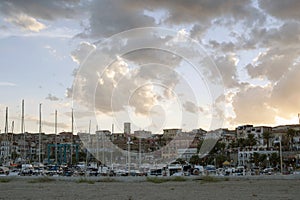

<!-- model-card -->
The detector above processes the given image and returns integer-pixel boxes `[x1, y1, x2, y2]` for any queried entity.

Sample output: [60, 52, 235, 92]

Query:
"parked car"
[262, 168, 274, 175]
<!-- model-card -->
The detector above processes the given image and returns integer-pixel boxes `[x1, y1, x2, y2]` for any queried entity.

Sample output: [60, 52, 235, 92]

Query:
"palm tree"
[287, 129, 296, 151]
[246, 134, 257, 147]
[251, 152, 260, 167]
[189, 155, 201, 165]
[269, 153, 279, 168]
[262, 131, 272, 149]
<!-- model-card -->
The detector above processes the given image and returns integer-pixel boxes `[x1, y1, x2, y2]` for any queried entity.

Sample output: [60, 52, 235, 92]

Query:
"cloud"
[231, 85, 276, 125]
[70, 42, 96, 64]
[42, 120, 69, 130]
[270, 66, 300, 118]
[0, 82, 16, 86]
[25, 115, 69, 130]
[5, 13, 46, 32]
[214, 54, 239, 88]
[85, 0, 254, 38]
[0, 0, 83, 21]
[0, 0, 85, 34]
[64, 110, 94, 119]
[86, 0, 155, 37]
[248, 22, 300, 48]
[70, 29, 218, 118]
[183, 101, 203, 114]
[246, 48, 298, 82]
[259, 0, 300, 20]
[45, 93, 60, 101]
[230, 66, 300, 126]
[3, 0, 300, 129]
[246, 22, 300, 82]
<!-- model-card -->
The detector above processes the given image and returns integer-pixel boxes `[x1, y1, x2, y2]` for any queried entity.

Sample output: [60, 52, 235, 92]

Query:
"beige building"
[162, 128, 182, 139]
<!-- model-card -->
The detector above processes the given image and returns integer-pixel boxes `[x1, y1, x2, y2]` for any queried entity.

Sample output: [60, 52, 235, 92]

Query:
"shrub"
[76, 178, 95, 184]
[28, 177, 55, 183]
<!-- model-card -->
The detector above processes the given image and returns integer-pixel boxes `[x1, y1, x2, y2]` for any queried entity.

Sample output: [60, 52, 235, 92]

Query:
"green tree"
[229, 140, 238, 149]
[215, 154, 228, 168]
[237, 138, 246, 148]
[262, 131, 272, 149]
[244, 134, 257, 147]
[287, 129, 296, 150]
[269, 153, 279, 168]
[251, 152, 260, 167]
[259, 154, 267, 168]
[189, 155, 201, 165]
[210, 141, 226, 154]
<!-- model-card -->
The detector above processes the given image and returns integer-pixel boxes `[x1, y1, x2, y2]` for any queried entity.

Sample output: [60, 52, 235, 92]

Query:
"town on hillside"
[1, 121, 300, 177]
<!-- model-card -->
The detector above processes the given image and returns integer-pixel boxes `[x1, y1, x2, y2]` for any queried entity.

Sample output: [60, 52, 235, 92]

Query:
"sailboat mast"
[96, 124, 99, 163]
[4, 107, 8, 135]
[11, 121, 14, 133]
[55, 110, 58, 164]
[111, 123, 114, 167]
[70, 108, 74, 165]
[4, 107, 9, 164]
[21, 99, 26, 163]
[11, 121, 14, 148]
[38, 103, 42, 163]
[86, 120, 91, 168]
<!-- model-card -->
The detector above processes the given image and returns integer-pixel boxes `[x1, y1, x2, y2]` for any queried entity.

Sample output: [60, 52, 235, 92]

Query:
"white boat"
[168, 164, 183, 176]
[148, 164, 166, 176]
[8, 168, 20, 176]
[0, 166, 9, 176]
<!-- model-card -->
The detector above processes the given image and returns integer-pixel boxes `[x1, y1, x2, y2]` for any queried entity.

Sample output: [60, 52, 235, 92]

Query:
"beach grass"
[200, 176, 220, 183]
[28, 177, 55, 183]
[146, 176, 187, 183]
[146, 177, 170, 183]
[0, 178, 12, 183]
[97, 177, 119, 182]
[76, 178, 95, 184]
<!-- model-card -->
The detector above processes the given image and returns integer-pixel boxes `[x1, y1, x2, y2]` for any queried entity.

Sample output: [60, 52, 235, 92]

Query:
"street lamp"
[274, 136, 283, 174]
[279, 136, 283, 174]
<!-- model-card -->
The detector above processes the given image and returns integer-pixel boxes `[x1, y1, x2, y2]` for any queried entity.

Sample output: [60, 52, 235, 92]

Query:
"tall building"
[124, 122, 131, 135]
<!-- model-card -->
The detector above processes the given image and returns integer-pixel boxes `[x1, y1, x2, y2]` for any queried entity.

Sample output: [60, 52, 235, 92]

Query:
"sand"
[1, 176, 300, 200]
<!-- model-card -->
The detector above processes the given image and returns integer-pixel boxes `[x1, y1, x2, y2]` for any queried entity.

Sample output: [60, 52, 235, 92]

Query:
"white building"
[177, 148, 197, 161]
[237, 149, 277, 166]
[236, 125, 272, 146]
[0, 140, 11, 161]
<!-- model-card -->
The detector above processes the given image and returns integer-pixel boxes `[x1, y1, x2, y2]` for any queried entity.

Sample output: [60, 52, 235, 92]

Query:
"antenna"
[298, 113, 300, 124]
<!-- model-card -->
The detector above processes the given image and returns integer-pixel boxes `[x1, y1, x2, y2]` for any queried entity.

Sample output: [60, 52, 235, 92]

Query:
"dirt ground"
[1, 176, 300, 200]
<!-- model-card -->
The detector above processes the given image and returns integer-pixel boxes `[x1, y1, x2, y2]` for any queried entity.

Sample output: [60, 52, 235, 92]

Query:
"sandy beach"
[1, 176, 300, 200]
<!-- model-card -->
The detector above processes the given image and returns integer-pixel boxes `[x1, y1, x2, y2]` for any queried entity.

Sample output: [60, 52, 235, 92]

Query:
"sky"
[0, 0, 300, 135]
